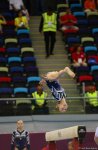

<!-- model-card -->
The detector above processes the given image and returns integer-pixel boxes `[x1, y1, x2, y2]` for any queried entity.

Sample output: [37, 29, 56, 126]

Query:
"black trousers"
[44, 31, 56, 56]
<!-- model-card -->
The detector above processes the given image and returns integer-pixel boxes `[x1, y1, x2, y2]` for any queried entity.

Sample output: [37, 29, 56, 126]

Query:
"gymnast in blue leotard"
[46, 79, 66, 101]
[40, 67, 75, 112]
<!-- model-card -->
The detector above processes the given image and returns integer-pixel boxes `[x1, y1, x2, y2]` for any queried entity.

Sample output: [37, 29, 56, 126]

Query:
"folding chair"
[10, 66, 24, 77]
[8, 56, 22, 67]
[81, 37, 95, 46]
[68, 0, 80, 6]
[3, 29, 16, 38]
[6, 47, 20, 56]
[0, 67, 9, 76]
[84, 46, 97, 57]
[70, 4, 83, 12]
[0, 47, 6, 56]
[75, 66, 90, 77]
[57, 3, 68, 14]
[17, 29, 30, 39]
[21, 47, 35, 57]
[0, 76, 11, 87]
[92, 28, 98, 37]
[27, 76, 41, 87]
[0, 57, 7, 66]
[22, 56, 37, 67]
[5, 38, 18, 48]
[87, 57, 98, 66]
[14, 87, 28, 98]
[2, 12, 13, 21]
[0, 87, 13, 98]
[12, 76, 27, 87]
[78, 75, 94, 86]
[19, 38, 32, 48]
[66, 37, 80, 46]
[87, 11, 98, 28]
[73, 12, 86, 20]
[78, 27, 92, 37]
[77, 19, 88, 28]
[91, 65, 98, 77]
[25, 66, 39, 76]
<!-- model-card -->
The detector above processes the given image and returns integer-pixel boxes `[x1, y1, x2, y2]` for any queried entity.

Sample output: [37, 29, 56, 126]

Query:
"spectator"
[85, 85, 98, 113]
[84, 0, 97, 12]
[11, 120, 30, 150]
[39, 7, 57, 58]
[31, 84, 49, 114]
[14, 10, 29, 30]
[71, 45, 87, 67]
[59, 8, 79, 34]
[0, 14, 6, 34]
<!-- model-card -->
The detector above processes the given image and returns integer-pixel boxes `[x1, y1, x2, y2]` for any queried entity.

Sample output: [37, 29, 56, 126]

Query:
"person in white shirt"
[94, 127, 98, 145]
[8, 0, 24, 11]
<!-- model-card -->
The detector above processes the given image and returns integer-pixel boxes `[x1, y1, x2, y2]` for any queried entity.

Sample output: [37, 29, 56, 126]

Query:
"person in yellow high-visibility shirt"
[14, 10, 29, 30]
[32, 84, 49, 114]
[39, 7, 57, 58]
[85, 85, 98, 113]
[0, 14, 6, 34]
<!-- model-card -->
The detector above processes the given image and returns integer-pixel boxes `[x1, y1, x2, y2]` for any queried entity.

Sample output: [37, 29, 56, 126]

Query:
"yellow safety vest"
[86, 91, 98, 106]
[32, 91, 47, 106]
[42, 12, 57, 32]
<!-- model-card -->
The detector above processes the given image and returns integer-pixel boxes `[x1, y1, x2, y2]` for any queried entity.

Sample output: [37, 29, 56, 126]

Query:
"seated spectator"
[84, 0, 97, 12]
[31, 84, 49, 114]
[71, 45, 87, 67]
[85, 85, 98, 113]
[0, 14, 6, 34]
[59, 8, 79, 34]
[14, 10, 29, 30]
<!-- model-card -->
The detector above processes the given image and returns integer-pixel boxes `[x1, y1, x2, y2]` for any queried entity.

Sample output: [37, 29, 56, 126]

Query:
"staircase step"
[30, 16, 84, 114]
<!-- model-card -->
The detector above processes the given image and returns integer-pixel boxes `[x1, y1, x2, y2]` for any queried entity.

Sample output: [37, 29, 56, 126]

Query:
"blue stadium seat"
[10, 66, 24, 77]
[27, 76, 41, 87]
[24, 66, 39, 76]
[22, 56, 36, 67]
[14, 87, 28, 97]
[8, 56, 22, 67]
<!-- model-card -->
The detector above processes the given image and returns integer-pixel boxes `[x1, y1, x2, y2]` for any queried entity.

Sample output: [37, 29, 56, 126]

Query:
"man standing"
[39, 7, 57, 58]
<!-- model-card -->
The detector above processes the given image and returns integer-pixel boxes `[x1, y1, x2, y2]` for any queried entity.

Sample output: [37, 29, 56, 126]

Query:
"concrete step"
[30, 16, 84, 114]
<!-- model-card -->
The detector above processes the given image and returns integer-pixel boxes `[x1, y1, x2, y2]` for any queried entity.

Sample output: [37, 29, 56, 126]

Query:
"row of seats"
[0, 9, 41, 115]
[57, 2, 98, 94]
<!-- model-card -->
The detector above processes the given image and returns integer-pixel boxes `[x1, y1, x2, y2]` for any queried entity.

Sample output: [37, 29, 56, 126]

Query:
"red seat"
[6, 20, 14, 25]
[0, 47, 5, 53]
[78, 75, 93, 82]
[0, 77, 11, 82]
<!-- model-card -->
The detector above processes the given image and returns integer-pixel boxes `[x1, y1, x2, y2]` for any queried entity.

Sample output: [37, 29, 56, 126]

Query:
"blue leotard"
[46, 80, 66, 101]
